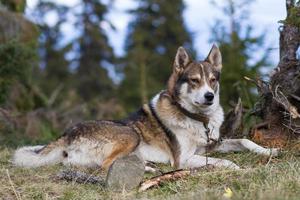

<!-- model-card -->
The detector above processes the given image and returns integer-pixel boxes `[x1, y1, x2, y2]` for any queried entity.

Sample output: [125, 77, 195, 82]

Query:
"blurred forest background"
[0, 0, 283, 146]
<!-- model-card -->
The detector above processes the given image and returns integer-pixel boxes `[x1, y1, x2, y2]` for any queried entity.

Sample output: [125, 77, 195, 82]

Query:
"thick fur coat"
[13, 45, 278, 170]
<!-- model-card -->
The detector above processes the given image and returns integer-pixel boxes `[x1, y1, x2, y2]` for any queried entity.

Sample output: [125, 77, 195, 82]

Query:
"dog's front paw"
[225, 161, 240, 170]
[268, 148, 280, 157]
[216, 160, 240, 170]
[259, 147, 280, 157]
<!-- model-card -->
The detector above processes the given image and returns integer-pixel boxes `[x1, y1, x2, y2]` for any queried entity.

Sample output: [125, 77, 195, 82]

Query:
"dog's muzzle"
[204, 92, 214, 105]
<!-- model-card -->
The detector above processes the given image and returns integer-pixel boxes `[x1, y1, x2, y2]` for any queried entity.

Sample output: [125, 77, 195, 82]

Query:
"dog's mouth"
[193, 101, 213, 108]
[204, 102, 213, 106]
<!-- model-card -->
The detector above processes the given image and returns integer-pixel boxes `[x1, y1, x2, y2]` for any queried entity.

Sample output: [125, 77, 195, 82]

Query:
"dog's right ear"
[174, 46, 190, 72]
[205, 44, 222, 72]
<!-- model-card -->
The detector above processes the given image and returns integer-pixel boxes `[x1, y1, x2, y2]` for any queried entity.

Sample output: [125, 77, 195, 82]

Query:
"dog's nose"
[204, 92, 214, 101]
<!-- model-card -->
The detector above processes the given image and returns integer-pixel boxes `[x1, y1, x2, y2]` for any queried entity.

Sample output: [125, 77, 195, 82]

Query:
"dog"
[13, 45, 278, 170]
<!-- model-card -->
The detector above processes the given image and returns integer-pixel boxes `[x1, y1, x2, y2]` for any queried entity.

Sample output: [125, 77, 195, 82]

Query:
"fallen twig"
[273, 85, 300, 119]
[139, 165, 214, 192]
[139, 169, 191, 192]
[6, 169, 21, 200]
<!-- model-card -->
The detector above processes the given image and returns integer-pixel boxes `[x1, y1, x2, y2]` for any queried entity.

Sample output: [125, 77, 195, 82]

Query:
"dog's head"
[167, 45, 222, 113]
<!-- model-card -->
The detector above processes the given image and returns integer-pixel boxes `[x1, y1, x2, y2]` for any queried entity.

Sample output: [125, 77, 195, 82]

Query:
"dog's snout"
[204, 92, 214, 101]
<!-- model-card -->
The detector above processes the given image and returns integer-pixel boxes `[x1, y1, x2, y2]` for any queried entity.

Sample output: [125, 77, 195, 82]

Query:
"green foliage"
[0, 1, 124, 146]
[280, 6, 300, 27]
[74, 0, 116, 101]
[210, 0, 271, 110]
[34, 1, 71, 102]
[0, 0, 26, 13]
[0, 120, 59, 148]
[0, 40, 37, 105]
[120, 0, 194, 112]
[34, 0, 116, 102]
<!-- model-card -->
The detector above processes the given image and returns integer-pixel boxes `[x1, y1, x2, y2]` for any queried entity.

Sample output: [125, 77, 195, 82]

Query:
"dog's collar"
[172, 100, 210, 125]
[150, 93, 221, 151]
[162, 92, 210, 126]
[162, 92, 214, 144]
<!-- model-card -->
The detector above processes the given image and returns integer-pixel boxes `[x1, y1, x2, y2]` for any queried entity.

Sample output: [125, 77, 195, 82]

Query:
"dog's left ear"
[205, 44, 222, 72]
[174, 46, 190, 72]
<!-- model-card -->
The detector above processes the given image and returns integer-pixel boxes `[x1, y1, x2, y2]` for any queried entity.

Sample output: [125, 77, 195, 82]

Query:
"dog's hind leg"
[101, 139, 139, 171]
[215, 139, 279, 156]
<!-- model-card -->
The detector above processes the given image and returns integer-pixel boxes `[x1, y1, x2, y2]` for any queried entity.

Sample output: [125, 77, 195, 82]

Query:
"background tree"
[33, 1, 71, 106]
[73, 0, 115, 101]
[32, 0, 118, 111]
[0, 0, 26, 13]
[251, 0, 300, 146]
[0, 0, 38, 107]
[0, 0, 122, 145]
[210, 0, 271, 110]
[119, 0, 194, 112]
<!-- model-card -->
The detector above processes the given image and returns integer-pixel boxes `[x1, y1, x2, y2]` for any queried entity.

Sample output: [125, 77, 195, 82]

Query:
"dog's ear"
[205, 44, 222, 72]
[174, 46, 190, 72]
[168, 47, 190, 95]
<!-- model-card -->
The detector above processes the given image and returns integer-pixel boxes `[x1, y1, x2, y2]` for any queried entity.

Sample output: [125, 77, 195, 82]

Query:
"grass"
[0, 146, 299, 200]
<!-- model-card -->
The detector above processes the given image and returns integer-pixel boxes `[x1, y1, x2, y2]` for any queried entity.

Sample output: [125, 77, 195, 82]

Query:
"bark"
[251, 0, 300, 147]
[220, 98, 244, 138]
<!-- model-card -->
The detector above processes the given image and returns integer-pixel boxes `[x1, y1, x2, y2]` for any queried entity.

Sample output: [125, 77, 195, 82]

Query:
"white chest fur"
[152, 94, 224, 164]
[167, 112, 223, 163]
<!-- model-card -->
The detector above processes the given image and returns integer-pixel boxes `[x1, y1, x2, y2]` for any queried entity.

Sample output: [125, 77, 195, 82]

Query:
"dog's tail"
[12, 139, 65, 168]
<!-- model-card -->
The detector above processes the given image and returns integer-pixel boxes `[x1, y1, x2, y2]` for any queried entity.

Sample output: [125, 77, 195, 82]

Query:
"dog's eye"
[190, 78, 199, 84]
[210, 77, 216, 83]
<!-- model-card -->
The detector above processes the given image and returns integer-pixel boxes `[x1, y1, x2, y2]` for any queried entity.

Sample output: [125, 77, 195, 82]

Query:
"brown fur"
[38, 137, 65, 155]
[37, 102, 182, 169]
[128, 104, 181, 167]
[35, 46, 222, 170]
[168, 52, 220, 103]
[39, 120, 140, 168]
[15, 46, 278, 171]
[101, 140, 137, 170]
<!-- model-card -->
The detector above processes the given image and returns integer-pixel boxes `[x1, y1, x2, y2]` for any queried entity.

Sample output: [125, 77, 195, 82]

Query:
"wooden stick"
[139, 166, 214, 192]
[139, 169, 190, 192]
[6, 169, 21, 200]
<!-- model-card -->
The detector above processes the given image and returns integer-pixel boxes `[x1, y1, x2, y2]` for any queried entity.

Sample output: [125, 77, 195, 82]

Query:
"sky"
[25, 0, 287, 66]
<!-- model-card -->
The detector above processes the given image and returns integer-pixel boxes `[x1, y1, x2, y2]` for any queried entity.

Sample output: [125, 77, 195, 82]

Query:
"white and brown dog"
[13, 45, 278, 170]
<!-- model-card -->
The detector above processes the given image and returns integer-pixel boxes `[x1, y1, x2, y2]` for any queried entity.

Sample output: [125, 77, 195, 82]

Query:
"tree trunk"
[251, 0, 300, 147]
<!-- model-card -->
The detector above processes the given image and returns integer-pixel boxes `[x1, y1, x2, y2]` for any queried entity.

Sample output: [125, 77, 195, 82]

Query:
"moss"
[0, 8, 39, 106]
[0, 40, 37, 105]
[279, 6, 300, 28]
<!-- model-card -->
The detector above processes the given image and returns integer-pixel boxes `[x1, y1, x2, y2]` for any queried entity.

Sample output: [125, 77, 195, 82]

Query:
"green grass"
[0, 147, 299, 200]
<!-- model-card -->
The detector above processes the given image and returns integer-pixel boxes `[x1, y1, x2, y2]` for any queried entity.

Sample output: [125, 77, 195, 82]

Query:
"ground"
[0, 146, 299, 200]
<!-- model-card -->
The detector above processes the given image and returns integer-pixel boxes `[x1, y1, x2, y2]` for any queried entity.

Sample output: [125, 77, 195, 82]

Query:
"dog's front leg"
[181, 155, 240, 169]
[215, 139, 279, 156]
